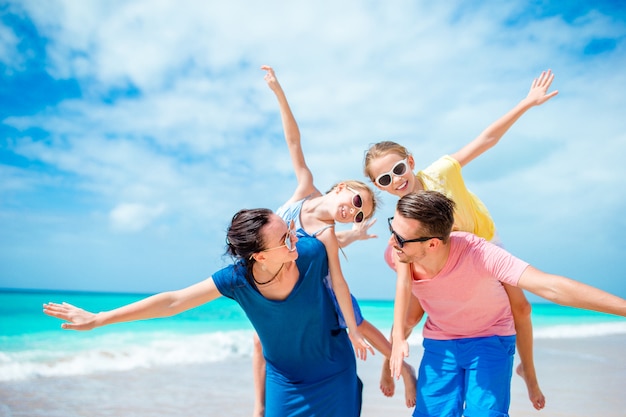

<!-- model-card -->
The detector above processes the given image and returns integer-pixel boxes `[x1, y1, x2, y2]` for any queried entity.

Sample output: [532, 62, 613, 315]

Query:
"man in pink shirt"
[387, 191, 626, 417]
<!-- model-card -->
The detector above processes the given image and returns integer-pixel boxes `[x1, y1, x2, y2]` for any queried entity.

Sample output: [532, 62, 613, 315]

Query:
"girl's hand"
[526, 69, 558, 106]
[261, 65, 280, 92]
[348, 330, 375, 360]
[390, 338, 410, 380]
[351, 217, 378, 241]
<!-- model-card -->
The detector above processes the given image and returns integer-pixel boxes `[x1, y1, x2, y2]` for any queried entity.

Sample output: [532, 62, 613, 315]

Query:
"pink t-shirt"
[411, 232, 529, 340]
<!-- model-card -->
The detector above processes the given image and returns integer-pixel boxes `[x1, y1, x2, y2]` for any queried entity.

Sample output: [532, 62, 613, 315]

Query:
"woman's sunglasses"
[262, 220, 297, 252]
[375, 158, 409, 187]
[346, 186, 365, 223]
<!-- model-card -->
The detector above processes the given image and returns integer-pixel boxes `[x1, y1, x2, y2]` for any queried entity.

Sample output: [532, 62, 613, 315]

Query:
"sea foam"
[533, 321, 626, 339]
[0, 329, 254, 382]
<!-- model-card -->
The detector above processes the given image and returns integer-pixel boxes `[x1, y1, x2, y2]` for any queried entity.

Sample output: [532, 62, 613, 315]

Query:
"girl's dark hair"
[225, 208, 273, 278]
[396, 191, 455, 242]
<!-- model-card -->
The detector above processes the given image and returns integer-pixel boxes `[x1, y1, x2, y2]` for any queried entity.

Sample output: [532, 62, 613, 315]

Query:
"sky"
[1, 0, 625, 302]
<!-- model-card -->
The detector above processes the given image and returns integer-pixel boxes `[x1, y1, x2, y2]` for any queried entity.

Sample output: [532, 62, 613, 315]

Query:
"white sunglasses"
[374, 158, 409, 187]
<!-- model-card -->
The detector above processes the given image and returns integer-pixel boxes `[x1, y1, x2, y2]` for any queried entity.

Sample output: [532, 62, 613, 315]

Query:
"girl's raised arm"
[262, 65, 318, 201]
[390, 259, 414, 379]
[452, 70, 558, 167]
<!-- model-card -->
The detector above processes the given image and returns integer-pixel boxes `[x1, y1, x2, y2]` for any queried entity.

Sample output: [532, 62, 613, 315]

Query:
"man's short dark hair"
[396, 191, 455, 241]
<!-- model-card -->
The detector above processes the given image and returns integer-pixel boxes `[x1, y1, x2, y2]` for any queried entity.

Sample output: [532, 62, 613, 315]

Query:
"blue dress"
[212, 237, 362, 417]
[276, 197, 364, 327]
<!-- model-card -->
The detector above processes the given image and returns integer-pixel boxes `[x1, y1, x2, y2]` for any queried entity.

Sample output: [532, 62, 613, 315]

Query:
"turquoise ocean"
[2, 288, 626, 384]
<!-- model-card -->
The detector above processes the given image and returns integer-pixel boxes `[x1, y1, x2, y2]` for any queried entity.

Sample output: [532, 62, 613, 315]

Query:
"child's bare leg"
[378, 326, 395, 398]
[380, 295, 423, 402]
[359, 320, 416, 408]
[252, 333, 266, 417]
[504, 284, 545, 410]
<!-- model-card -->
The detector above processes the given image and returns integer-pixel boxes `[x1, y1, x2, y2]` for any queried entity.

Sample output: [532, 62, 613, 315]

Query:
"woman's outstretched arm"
[43, 277, 222, 330]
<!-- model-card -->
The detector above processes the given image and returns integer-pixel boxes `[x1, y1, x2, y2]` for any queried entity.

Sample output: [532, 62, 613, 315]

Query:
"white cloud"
[109, 202, 166, 232]
[2, 0, 625, 298]
[0, 21, 23, 73]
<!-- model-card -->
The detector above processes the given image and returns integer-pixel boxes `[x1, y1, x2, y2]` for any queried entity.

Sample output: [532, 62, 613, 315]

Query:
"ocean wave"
[401, 321, 626, 345]
[3, 321, 625, 382]
[533, 321, 626, 339]
[0, 330, 255, 382]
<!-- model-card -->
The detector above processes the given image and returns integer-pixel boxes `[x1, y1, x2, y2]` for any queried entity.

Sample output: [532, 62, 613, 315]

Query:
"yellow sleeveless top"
[416, 155, 495, 241]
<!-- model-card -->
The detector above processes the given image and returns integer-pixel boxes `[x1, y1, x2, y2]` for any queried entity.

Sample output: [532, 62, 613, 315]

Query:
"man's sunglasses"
[375, 159, 409, 187]
[387, 217, 441, 248]
[346, 186, 365, 223]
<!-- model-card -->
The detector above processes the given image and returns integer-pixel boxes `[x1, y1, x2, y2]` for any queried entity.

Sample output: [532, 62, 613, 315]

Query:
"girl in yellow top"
[363, 70, 558, 411]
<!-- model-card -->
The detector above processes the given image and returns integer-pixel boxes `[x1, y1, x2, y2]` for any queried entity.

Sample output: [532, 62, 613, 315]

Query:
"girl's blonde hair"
[326, 180, 379, 220]
[363, 141, 410, 181]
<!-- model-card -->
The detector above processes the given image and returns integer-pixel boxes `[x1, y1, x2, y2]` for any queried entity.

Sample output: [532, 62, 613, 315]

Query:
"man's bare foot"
[401, 362, 417, 408]
[516, 363, 546, 410]
[379, 358, 395, 397]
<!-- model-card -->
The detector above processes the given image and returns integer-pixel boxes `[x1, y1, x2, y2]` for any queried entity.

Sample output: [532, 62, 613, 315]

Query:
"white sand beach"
[359, 334, 626, 417]
[1, 334, 624, 416]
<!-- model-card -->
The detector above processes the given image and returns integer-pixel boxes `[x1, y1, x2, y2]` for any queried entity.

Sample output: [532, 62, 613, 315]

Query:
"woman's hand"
[43, 302, 98, 331]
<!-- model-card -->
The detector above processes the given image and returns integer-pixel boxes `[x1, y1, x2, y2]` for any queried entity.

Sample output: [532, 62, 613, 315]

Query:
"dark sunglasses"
[375, 158, 409, 187]
[387, 217, 441, 248]
[346, 186, 365, 223]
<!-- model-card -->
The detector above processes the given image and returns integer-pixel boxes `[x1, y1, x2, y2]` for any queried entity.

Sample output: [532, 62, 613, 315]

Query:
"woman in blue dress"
[43, 208, 362, 417]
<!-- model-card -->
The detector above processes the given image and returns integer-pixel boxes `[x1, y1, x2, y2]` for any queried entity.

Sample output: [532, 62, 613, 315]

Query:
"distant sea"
[2, 288, 626, 383]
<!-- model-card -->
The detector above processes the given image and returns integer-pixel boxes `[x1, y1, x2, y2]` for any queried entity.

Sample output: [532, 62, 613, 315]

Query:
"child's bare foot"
[379, 358, 395, 397]
[401, 362, 417, 408]
[516, 363, 546, 410]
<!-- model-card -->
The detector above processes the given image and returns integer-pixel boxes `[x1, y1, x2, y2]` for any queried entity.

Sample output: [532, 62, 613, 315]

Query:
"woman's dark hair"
[225, 208, 273, 278]
[396, 191, 455, 242]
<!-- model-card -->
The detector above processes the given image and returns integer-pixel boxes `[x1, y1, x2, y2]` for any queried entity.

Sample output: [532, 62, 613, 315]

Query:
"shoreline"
[1, 334, 624, 416]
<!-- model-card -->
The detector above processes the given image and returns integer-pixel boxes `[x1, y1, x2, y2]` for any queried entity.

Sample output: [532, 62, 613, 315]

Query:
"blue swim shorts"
[413, 335, 516, 417]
